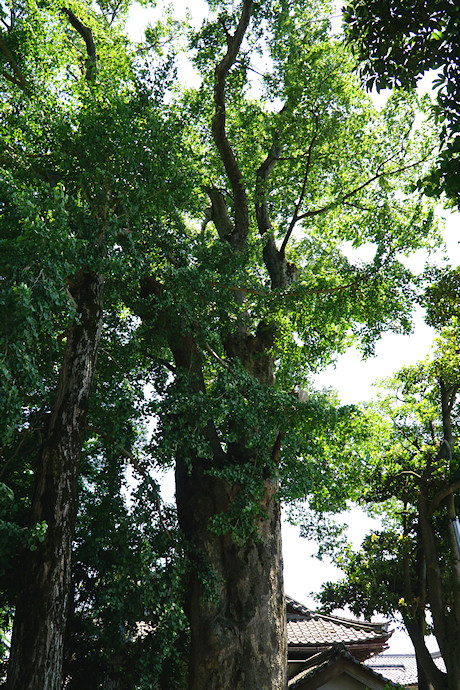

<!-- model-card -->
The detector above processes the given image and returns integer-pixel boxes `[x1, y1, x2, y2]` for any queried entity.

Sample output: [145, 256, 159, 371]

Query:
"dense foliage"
[344, 0, 460, 206]
[1, 0, 191, 685]
[0, 0, 445, 687]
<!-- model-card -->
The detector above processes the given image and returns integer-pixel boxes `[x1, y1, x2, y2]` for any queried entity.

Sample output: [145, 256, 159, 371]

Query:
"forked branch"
[429, 481, 460, 516]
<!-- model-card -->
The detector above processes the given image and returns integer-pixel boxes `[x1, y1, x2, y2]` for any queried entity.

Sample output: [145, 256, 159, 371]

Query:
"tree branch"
[0, 430, 33, 480]
[403, 504, 413, 602]
[107, 0, 124, 25]
[440, 378, 455, 448]
[0, 140, 60, 184]
[255, 140, 283, 237]
[143, 352, 176, 374]
[0, 67, 24, 89]
[280, 112, 320, 255]
[295, 153, 433, 224]
[0, 34, 30, 93]
[205, 342, 232, 372]
[445, 493, 460, 632]
[403, 611, 447, 688]
[429, 419, 436, 445]
[271, 431, 284, 464]
[204, 186, 234, 240]
[342, 200, 375, 212]
[254, 108, 303, 290]
[396, 470, 422, 480]
[448, 383, 459, 413]
[417, 491, 450, 659]
[396, 424, 421, 452]
[429, 481, 460, 516]
[62, 8, 97, 83]
[211, 0, 253, 250]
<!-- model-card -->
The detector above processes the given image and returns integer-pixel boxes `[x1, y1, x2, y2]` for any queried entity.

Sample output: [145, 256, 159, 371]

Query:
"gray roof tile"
[365, 652, 446, 686]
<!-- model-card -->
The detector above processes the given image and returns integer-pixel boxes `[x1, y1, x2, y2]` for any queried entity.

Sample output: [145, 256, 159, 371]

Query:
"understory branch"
[85, 424, 172, 538]
[0, 34, 30, 92]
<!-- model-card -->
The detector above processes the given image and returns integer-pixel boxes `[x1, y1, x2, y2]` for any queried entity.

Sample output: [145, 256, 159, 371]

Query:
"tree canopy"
[0, 1, 445, 687]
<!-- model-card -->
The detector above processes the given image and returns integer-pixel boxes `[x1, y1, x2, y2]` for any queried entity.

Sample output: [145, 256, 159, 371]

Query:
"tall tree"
[1, 1, 440, 687]
[3, 8, 104, 685]
[1, 2, 187, 686]
[135, 1, 438, 687]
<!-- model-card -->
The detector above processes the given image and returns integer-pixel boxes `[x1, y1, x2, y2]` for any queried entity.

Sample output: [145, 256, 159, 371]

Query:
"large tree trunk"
[161, 322, 287, 689]
[403, 612, 437, 690]
[7, 271, 104, 690]
[176, 459, 286, 690]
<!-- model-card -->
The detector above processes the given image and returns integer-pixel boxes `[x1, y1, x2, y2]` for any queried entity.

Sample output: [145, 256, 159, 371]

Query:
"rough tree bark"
[176, 456, 286, 690]
[170, 327, 286, 690]
[7, 272, 104, 690]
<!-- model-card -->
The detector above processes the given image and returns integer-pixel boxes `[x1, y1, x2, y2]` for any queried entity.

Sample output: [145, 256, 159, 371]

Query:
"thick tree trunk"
[176, 458, 286, 690]
[161, 322, 287, 689]
[7, 271, 104, 690]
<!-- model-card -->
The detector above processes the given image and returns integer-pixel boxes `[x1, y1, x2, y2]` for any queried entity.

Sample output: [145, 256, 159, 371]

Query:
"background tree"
[316, 329, 460, 690]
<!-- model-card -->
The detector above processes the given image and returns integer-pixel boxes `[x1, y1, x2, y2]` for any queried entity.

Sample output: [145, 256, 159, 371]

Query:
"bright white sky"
[127, 0, 460, 655]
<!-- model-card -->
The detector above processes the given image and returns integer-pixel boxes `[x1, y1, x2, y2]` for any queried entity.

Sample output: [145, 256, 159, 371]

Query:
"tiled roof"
[287, 616, 387, 646]
[286, 595, 311, 617]
[365, 652, 446, 686]
[286, 596, 390, 652]
[288, 643, 390, 689]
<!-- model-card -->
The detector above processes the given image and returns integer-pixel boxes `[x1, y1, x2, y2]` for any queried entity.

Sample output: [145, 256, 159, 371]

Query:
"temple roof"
[286, 595, 391, 662]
